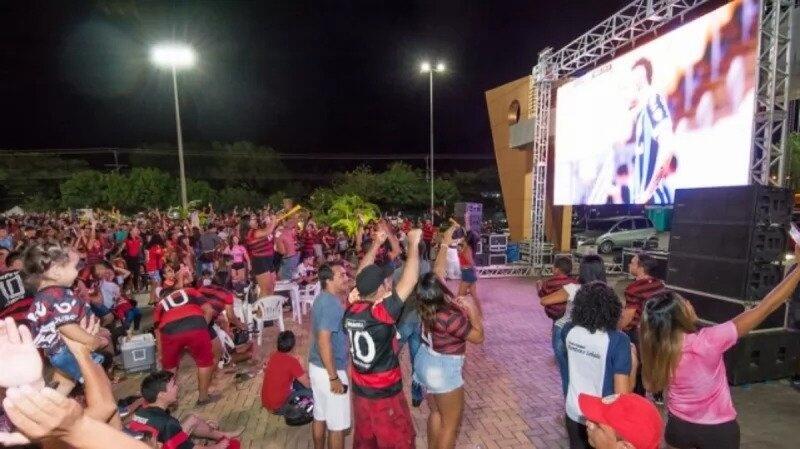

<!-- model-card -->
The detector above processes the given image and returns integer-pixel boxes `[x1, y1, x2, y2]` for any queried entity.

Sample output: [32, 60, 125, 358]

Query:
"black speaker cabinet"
[724, 329, 800, 385]
[672, 185, 791, 227]
[670, 222, 786, 263]
[667, 254, 784, 302]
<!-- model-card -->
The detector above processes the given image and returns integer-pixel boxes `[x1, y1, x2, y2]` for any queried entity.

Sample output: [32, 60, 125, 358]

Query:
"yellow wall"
[486, 77, 569, 249]
[485, 77, 533, 242]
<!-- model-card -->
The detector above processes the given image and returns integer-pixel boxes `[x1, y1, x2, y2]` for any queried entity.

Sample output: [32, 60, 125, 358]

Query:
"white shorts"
[309, 364, 351, 431]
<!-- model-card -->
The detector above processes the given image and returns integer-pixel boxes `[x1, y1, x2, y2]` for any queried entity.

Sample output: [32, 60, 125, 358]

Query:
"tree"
[214, 187, 263, 211]
[332, 166, 381, 203]
[209, 141, 289, 191]
[788, 132, 800, 191]
[60, 170, 108, 209]
[323, 194, 380, 237]
[104, 168, 175, 212]
[185, 179, 216, 206]
[0, 153, 88, 210]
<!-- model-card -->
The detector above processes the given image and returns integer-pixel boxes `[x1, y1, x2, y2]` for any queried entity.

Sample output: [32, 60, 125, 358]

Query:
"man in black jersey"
[344, 228, 421, 449]
[129, 371, 242, 449]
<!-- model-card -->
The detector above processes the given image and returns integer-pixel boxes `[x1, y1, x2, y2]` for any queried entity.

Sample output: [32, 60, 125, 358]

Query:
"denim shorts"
[413, 344, 465, 394]
[49, 346, 105, 384]
[461, 267, 477, 284]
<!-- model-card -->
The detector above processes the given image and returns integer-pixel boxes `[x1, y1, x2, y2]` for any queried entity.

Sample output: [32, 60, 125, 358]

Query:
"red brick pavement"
[115, 277, 568, 448]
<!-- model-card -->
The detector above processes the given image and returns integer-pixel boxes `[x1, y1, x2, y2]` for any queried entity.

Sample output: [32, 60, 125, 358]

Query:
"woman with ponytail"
[414, 224, 484, 449]
[639, 245, 800, 449]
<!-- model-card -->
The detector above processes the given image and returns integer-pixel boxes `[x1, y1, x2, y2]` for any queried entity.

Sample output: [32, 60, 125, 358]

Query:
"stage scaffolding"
[527, 0, 793, 271]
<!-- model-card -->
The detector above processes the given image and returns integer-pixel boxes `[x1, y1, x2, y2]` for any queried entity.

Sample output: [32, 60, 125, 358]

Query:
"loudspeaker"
[724, 329, 800, 385]
[454, 202, 483, 233]
[667, 254, 784, 302]
[672, 185, 791, 226]
[672, 286, 788, 331]
[670, 222, 786, 263]
[667, 185, 791, 301]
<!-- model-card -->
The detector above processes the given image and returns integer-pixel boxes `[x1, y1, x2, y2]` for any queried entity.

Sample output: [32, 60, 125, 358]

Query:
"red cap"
[578, 393, 662, 449]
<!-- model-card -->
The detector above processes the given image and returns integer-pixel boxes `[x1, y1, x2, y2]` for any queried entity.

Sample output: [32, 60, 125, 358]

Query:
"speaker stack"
[666, 185, 799, 384]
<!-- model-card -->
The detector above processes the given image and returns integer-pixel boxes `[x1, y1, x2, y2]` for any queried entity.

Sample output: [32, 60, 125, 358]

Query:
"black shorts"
[251, 255, 276, 275]
[665, 413, 740, 449]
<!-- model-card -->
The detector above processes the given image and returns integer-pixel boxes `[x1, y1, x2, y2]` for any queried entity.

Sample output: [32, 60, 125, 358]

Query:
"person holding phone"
[308, 263, 351, 449]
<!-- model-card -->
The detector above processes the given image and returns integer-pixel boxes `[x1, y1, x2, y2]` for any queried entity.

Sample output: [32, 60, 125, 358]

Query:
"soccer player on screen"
[628, 57, 676, 204]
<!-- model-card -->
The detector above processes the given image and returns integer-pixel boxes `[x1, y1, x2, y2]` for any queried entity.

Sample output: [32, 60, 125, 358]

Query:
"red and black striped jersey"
[195, 285, 234, 320]
[246, 229, 274, 258]
[129, 406, 193, 449]
[623, 277, 665, 331]
[538, 274, 577, 320]
[421, 305, 471, 355]
[0, 270, 32, 325]
[343, 291, 405, 398]
[153, 288, 207, 334]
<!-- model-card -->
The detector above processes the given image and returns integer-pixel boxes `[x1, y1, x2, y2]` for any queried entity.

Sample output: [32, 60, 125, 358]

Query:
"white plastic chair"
[299, 282, 320, 316]
[250, 295, 286, 346]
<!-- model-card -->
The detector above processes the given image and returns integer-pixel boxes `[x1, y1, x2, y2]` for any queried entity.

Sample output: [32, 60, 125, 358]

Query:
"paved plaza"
[115, 277, 800, 449]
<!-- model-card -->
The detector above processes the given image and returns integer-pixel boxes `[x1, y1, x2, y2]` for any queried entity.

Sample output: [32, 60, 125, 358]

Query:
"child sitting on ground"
[261, 331, 312, 415]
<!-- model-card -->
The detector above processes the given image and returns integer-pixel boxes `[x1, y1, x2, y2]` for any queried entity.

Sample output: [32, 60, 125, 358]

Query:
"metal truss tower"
[529, 0, 789, 269]
[751, 0, 793, 186]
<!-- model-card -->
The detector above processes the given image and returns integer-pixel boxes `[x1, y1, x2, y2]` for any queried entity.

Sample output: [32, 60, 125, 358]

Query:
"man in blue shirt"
[308, 262, 350, 449]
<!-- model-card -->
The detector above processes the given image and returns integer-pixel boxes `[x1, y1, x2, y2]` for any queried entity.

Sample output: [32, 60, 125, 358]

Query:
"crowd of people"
[0, 199, 486, 449]
[538, 248, 800, 449]
[0, 196, 797, 449]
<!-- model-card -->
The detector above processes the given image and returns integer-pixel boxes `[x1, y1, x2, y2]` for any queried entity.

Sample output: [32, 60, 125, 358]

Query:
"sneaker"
[411, 381, 424, 407]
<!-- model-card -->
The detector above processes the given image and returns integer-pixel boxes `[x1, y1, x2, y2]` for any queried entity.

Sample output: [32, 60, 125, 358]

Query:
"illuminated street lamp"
[151, 43, 196, 212]
[420, 60, 446, 221]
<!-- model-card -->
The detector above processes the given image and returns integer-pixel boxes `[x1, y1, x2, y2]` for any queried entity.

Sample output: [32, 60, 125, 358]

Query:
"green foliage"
[60, 170, 108, 209]
[0, 153, 88, 210]
[788, 132, 800, 192]
[209, 141, 288, 190]
[185, 180, 216, 206]
[324, 194, 380, 237]
[214, 187, 263, 211]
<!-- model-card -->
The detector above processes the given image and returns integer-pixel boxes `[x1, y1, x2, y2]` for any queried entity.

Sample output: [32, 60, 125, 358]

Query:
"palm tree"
[326, 194, 380, 237]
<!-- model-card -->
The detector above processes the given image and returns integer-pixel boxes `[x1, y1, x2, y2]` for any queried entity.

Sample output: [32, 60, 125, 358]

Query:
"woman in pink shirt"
[227, 234, 250, 284]
[639, 248, 800, 449]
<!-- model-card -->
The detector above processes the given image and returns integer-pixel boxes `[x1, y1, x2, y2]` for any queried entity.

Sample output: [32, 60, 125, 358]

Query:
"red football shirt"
[261, 352, 305, 412]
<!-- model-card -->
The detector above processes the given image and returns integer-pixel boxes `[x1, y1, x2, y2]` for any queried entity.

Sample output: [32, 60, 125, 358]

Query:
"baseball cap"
[578, 393, 662, 449]
[356, 264, 392, 296]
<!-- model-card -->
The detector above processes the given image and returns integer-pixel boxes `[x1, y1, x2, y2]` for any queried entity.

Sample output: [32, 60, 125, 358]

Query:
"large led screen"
[554, 0, 759, 205]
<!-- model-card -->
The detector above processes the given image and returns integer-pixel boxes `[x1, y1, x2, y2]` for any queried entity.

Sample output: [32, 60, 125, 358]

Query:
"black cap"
[356, 264, 393, 297]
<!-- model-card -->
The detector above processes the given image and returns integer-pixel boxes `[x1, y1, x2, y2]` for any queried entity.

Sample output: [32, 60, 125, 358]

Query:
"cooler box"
[121, 333, 156, 373]
[506, 243, 520, 262]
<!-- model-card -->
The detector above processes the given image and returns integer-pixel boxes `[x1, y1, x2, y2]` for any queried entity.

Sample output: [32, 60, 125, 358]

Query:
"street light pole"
[152, 43, 195, 214]
[171, 65, 188, 212]
[421, 60, 445, 222]
[428, 69, 434, 223]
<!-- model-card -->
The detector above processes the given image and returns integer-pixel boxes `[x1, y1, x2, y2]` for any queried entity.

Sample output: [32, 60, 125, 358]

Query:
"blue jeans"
[123, 307, 142, 331]
[552, 324, 569, 396]
[49, 346, 105, 384]
[279, 254, 299, 280]
[397, 319, 424, 402]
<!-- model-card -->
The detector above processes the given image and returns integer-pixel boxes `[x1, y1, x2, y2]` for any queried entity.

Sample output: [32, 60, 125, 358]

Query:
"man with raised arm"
[344, 228, 422, 449]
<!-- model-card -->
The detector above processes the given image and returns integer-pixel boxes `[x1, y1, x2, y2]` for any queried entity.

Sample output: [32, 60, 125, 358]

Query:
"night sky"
[0, 0, 629, 164]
